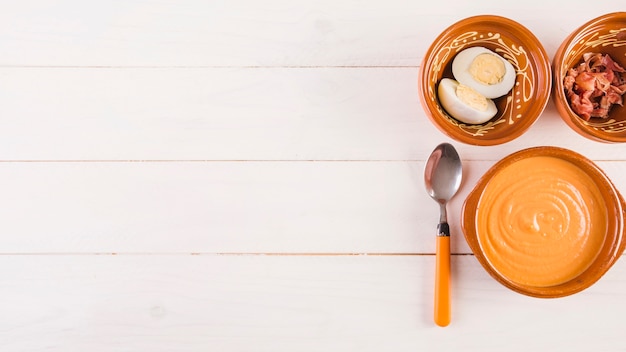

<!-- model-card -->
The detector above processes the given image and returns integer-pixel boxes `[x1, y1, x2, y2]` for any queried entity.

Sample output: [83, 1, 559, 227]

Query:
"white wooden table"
[2, 1, 625, 351]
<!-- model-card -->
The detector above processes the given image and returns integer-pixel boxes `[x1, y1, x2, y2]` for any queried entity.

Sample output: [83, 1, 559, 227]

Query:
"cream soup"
[476, 156, 607, 287]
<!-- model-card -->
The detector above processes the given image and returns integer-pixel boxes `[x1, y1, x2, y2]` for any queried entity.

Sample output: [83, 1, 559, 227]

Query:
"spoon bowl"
[424, 142, 463, 327]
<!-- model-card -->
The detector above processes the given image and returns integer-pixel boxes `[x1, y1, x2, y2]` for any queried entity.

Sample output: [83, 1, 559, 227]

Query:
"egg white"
[451, 46, 516, 99]
[438, 78, 497, 124]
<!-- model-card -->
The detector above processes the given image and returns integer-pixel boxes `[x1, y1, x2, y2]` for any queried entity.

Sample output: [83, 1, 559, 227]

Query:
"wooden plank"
[1, 67, 622, 161]
[2, 160, 626, 254]
[0, 1, 620, 67]
[2, 2, 625, 350]
[0, 254, 624, 351]
[0, 160, 460, 253]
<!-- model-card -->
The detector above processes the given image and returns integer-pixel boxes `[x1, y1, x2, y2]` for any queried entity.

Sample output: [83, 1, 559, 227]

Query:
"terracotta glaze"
[552, 12, 626, 143]
[418, 15, 551, 146]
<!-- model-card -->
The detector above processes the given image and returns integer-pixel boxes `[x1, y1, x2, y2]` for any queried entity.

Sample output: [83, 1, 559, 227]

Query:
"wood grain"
[0, 1, 620, 67]
[2, 1, 625, 350]
[2, 160, 626, 254]
[1, 67, 623, 161]
[0, 255, 624, 351]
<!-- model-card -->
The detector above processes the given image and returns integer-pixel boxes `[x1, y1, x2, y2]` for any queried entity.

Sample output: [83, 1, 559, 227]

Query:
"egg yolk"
[469, 53, 507, 85]
[456, 84, 490, 111]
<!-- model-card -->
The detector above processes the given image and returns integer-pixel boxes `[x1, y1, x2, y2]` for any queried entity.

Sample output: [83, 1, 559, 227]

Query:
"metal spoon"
[424, 142, 463, 327]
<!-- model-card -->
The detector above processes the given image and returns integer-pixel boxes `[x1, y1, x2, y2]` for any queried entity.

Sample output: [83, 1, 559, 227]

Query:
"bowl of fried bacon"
[552, 12, 626, 142]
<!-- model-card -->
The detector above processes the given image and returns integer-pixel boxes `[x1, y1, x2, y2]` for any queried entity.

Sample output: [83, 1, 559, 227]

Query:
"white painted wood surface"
[1, 1, 625, 350]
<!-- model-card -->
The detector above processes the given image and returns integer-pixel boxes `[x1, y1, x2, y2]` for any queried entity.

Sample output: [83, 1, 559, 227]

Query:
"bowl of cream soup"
[462, 146, 626, 297]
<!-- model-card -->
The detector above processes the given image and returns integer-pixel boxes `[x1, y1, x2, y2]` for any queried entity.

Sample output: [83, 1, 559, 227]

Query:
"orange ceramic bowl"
[552, 12, 626, 143]
[418, 15, 551, 146]
[462, 146, 626, 298]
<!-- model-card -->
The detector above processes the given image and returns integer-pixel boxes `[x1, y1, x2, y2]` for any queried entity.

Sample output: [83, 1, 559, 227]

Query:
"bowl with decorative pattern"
[462, 146, 626, 298]
[418, 15, 551, 146]
[552, 12, 626, 143]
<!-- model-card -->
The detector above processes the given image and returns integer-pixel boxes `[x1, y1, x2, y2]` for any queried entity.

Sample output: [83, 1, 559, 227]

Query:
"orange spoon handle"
[435, 229, 451, 327]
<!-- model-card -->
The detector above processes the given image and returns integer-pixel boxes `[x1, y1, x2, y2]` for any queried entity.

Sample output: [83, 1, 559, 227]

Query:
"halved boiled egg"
[452, 46, 516, 99]
[438, 78, 497, 124]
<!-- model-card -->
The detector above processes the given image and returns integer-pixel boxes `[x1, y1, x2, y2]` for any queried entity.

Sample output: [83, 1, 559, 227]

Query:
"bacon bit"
[564, 52, 626, 120]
